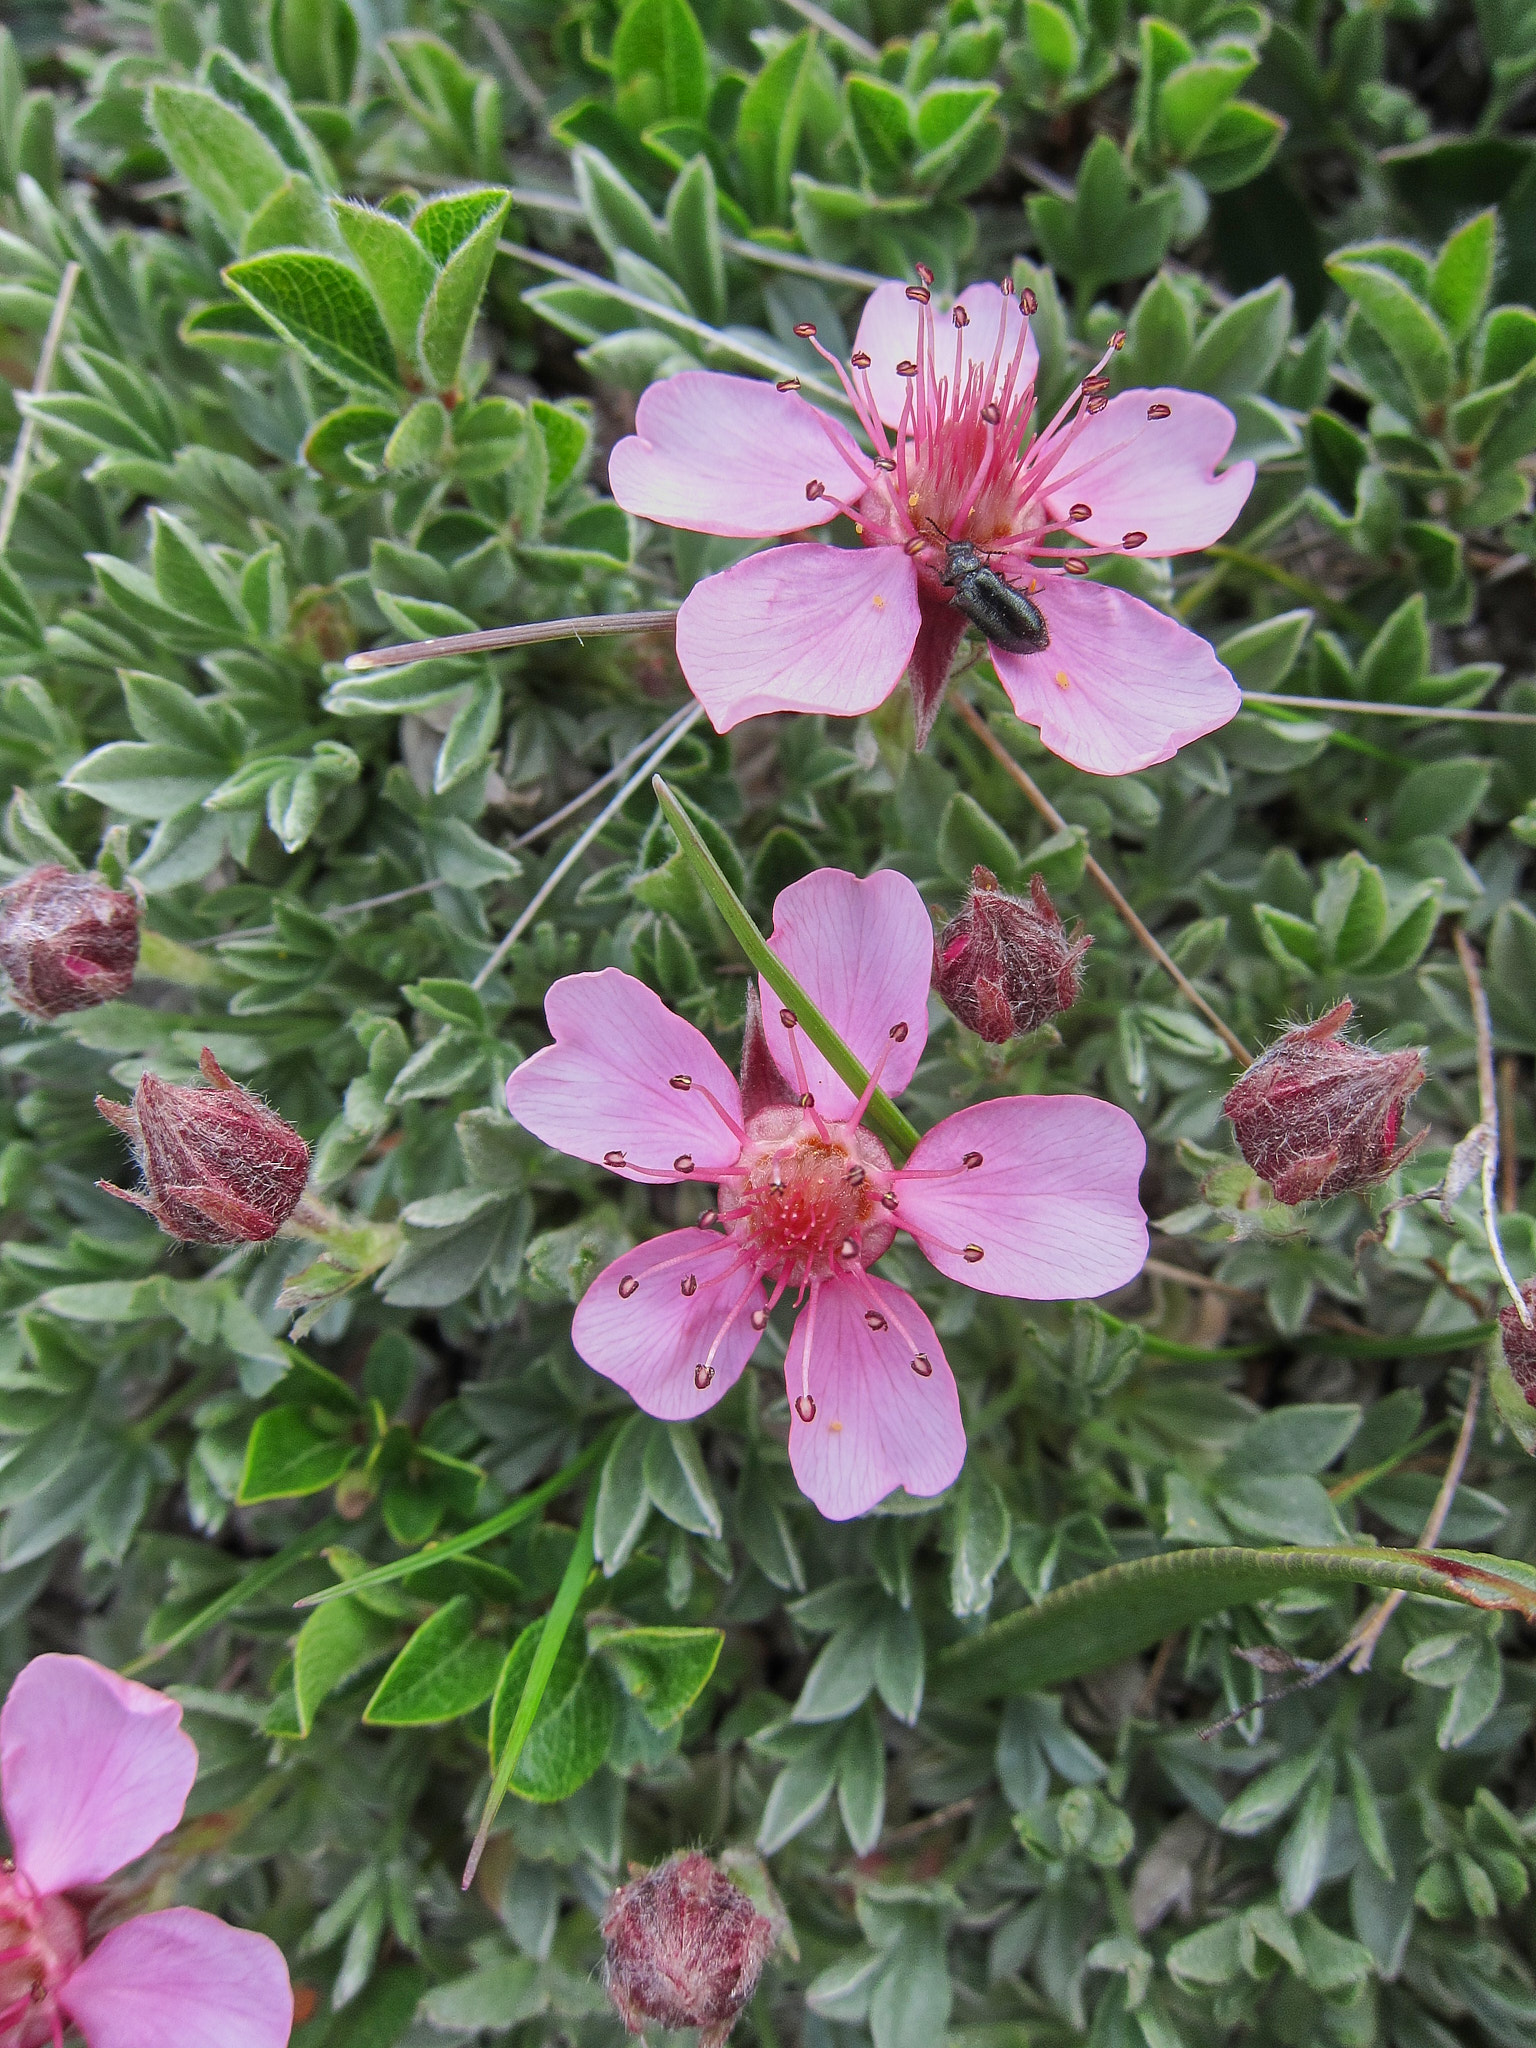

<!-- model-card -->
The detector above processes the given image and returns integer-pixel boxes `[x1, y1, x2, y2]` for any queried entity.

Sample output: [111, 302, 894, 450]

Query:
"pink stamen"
[798, 1278, 821, 1416]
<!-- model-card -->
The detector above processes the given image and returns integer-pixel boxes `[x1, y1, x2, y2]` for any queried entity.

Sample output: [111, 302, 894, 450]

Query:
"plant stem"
[463, 1480, 599, 1887]
[342, 608, 679, 673]
[777, 0, 879, 59]
[1454, 925, 1530, 1324]
[949, 695, 1253, 1067]
[471, 706, 705, 990]
[652, 775, 921, 1160]
[0, 261, 80, 554]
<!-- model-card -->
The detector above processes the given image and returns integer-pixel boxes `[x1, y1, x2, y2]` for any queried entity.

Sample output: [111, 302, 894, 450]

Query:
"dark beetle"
[937, 537, 1049, 654]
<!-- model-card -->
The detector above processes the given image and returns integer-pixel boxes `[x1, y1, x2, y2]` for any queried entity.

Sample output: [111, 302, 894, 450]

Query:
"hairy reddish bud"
[601, 1852, 774, 2047]
[932, 866, 1090, 1042]
[0, 864, 140, 1020]
[96, 1047, 310, 1243]
[1222, 1000, 1426, 1204]
[1499, 1282, 1536, 1405]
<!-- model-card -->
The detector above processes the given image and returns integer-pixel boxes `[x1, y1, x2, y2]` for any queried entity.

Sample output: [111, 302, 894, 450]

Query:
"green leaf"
[736, 30, 819, 225]
[837, 1705, 886, 1855]
[1327, 254, 1455, 410]
[937, 1546, 1536, 1697]
[1252, 903, 1324, 975]
[1185, 279, 1292, 401]
[612, 0, 709, 132]
[149, 82, 289, 241]
[417, 188, 513, 394]
[847, 76, 915, 182]
[1431, 208, 1498, 344]
[949, 1459, 1011, 1618]
[224, 250, 401, 393]
[643, 1421, 722, 1538]
[363, 1596, 504, 1724]
[332, 200, 438, 366]
[1027, 135, 1180, 302]
[238, 1406, 357, 1504]
[593, 1624, 722, 1727]
[293, 1595, 395, 1736]
[663, 154, 725, 325]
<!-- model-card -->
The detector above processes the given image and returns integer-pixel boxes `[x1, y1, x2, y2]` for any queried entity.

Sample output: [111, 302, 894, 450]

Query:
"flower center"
[0, 1873, 83, 2048]
[720, 1107, 896, 1286]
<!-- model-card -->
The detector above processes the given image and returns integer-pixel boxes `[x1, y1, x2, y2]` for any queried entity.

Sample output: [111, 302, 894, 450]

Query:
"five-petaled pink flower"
[504, 868, 1147, 1519]
[609, 275, 1253, 772]
[0, 1653, 292, 2048]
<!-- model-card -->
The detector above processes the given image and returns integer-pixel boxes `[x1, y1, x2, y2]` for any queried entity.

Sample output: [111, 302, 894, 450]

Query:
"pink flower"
[504, 867, 1147, 1520]
[608, 275, 1253, 771]
[0, 1653, 293, 2048]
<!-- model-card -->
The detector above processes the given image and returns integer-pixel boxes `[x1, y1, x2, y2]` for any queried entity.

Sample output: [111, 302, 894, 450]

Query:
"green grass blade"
[652, 773, 920, 1160]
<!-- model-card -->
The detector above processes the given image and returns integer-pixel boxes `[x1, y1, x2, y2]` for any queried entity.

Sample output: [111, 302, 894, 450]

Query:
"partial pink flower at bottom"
[609, 275, 1252, 773]
[0, 1654, 293, 2048]
[505, 866, 1147, 1519]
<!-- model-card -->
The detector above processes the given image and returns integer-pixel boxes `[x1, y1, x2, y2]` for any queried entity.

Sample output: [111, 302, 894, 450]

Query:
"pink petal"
[607, 373, 866, 538]
[785, 1276, 965, 1520]
[60, 1908, 293, 2048]
[1037, 389, 1254, 554]
[896, 1095, 1147, 1298]
[0, 1655, 197, 1895]
[990, 576, 1240, 776]
[675, 543, 920, 732]
[852, 282, 1038, 431]
[505, 970, 744, 1182]
[761, 868, 932, 1122]
[572, 1230, 764, 1421]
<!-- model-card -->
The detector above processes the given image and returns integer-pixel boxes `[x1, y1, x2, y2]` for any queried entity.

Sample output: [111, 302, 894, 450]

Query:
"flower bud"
[0, 864, 140, 1020]
[96, 1047, 310, 1244]
[1222, 999, 1426, 1204]
[1499, 1283, 1536, 1405]
[933, 866, 1089, 1043]
[601, 1852, 775, 2047]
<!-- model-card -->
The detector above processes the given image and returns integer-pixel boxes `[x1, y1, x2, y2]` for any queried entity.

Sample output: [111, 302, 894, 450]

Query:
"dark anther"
[846, 1164, 866, 1186]
[952, 306, 970, 328]
[906, 284, 931, 304]
[618, 1275, 639, 1298]
[669, 1073, 692, 1090]
[776, 377, 801, 392]
[1001, 277, 1015, 296]
[1110, 329, 1127, 349]
[1020, 286, 1038, 314]
[851, 350, 872, 369]
[1087, 395, 1109, 413]
[1070, 503, 1092, 522]
[838, 1237, 858, 1259]
[890, 1020, 909, 1041]
[880, 1191, 899, 1211]
[694, 1363, 715, 1390]
[1147, 402, 1172, 420]
[980, 401, 1001, 425]
[681, 1274, 698, 1296]
[779, 1008, 797, 1029]
[904, 534, 926, 555]
[875, 456, 897, 471]
[963, 1243, 985, 1263]
[751, 1307, 769, 1331]
[896, 358, 918, 377]
[963, 1151, 983, 1169]
[1082, 374, 1109, 393]
[1064, 557, 1089, 575]
[698, 1209, 719, 1227]
[805, 479, 826, 501]
[864, 1310, 888, 1331]
[798, 1092, 815, 1109]
[1122, 530, 1147, 548]
[674, 1153, 694, 1172]
[604, 1149, 626, 1167]
[911, 1352, 934, 1377]
[794, 1394, 817, 1423]
[793, 322, 817, 338]
[915, 262, 934, 286]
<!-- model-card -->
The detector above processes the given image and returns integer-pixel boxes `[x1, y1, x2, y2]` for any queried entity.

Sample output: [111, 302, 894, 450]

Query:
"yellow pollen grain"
[908, 491, 920, 511]
[873, 594, 885, 611]
[1055, 670, 1071, 691]
[830, 1420, 843, 1432]
[854, 522, 863, 534]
